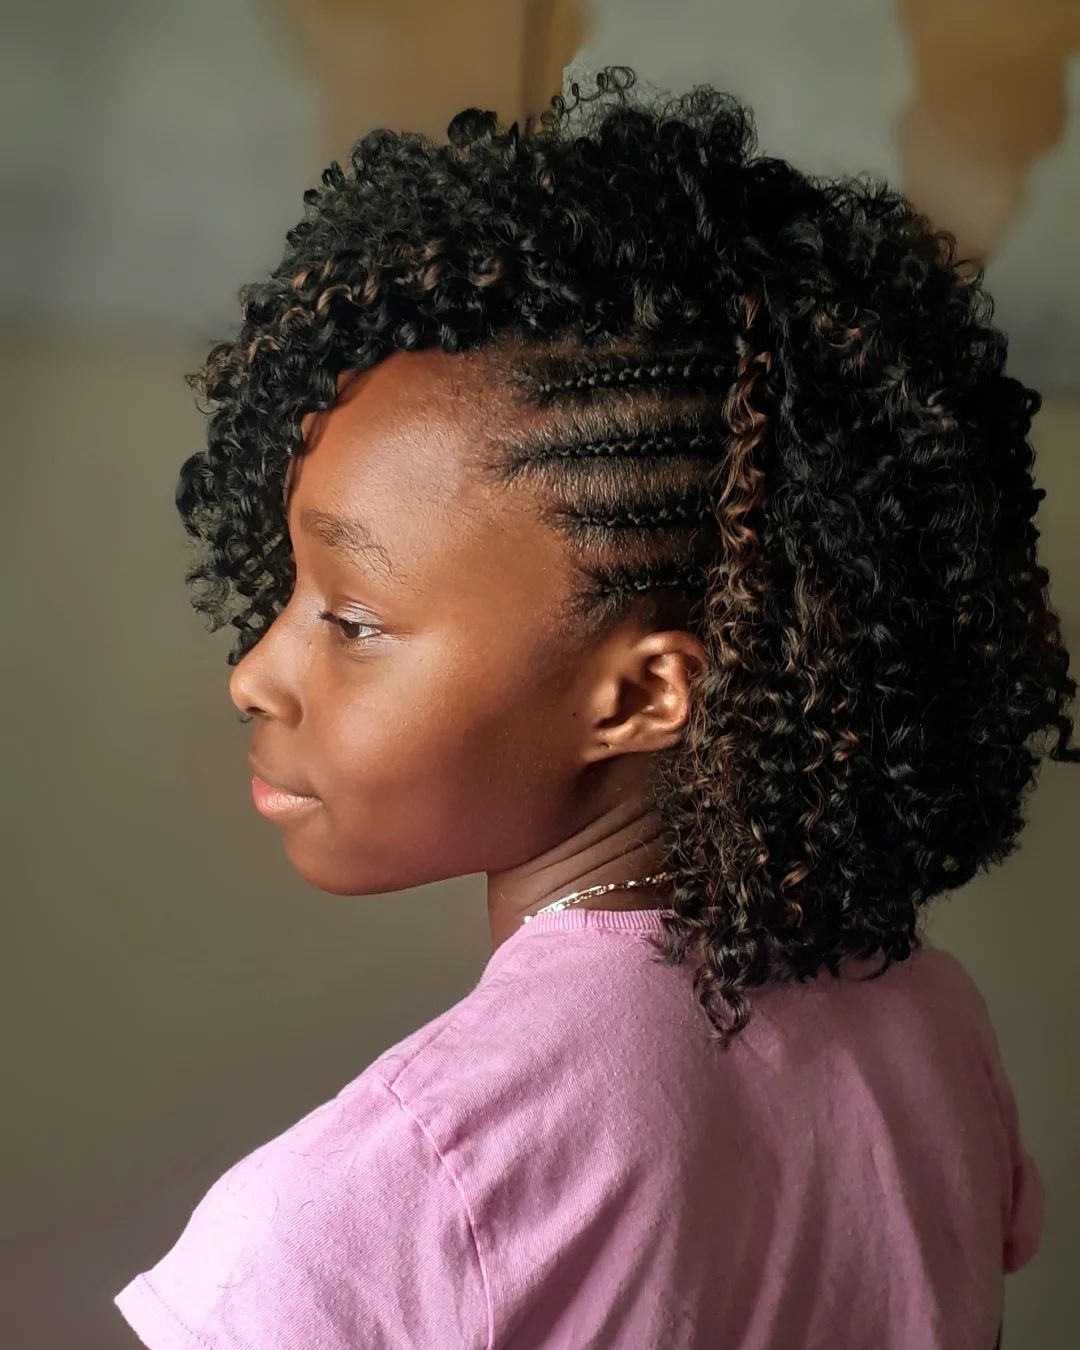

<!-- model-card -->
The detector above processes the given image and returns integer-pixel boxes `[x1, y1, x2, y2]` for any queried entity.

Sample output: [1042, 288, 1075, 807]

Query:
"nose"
[228, 619, 300, 725]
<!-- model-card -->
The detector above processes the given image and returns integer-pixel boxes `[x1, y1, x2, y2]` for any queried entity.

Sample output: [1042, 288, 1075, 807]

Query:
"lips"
[251, 774, 321, 820]
[247, 755, 322, 821]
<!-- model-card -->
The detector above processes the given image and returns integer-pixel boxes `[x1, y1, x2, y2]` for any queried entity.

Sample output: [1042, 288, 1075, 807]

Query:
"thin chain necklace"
[521, 872, 676, 924]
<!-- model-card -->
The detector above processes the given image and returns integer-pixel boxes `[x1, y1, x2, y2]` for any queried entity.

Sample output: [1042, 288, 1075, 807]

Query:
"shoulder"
[381, 925, 688, 1104]
[824, 938, 998, 1031]
[374, 926, 721, 1209]
[897, 939, 1003, 1043]
[114, 1069, 491, 1348]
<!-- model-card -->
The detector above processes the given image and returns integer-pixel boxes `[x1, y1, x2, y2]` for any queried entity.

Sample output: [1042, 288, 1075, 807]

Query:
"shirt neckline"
[486, 906, 672, 972]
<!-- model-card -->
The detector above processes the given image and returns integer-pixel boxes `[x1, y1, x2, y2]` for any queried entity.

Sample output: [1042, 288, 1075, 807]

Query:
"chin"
[277, 832, 398, 897]
[281, 832, 464, 898]
[275, 835, 357, 894]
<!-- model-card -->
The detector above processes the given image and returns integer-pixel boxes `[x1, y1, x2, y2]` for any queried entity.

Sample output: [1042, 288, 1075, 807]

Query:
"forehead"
[293, 349, 483, 513]
[287, 348, 571, 611]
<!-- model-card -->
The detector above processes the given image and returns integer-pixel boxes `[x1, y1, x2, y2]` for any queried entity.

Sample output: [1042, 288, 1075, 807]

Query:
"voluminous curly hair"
[179, 66, 1078, 1046]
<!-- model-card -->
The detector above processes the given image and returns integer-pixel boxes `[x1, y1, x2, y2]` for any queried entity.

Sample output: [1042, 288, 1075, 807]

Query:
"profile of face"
[229, 348, 702, 897]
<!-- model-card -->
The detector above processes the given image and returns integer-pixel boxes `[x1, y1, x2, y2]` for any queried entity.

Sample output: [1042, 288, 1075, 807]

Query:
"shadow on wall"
[896, 0, 1080, 268]
[273, 0, 592, 157]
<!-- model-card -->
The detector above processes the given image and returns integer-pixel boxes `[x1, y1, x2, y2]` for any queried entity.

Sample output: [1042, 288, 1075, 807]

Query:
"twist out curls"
[180, 65, 1078, 1045]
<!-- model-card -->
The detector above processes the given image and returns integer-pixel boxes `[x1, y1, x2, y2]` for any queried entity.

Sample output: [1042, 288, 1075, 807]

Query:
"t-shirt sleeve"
[113, 1073, 490, 1349]
[960, 962, 1046, 1276]
[1002, 1139, 1044, 1275]
[987, 1053, 1045, 1275]
[985, 1039, 1045, 1276]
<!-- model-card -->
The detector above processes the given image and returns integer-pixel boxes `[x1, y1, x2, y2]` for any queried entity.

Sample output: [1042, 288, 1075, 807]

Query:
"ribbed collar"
[485, 906, 671, 974]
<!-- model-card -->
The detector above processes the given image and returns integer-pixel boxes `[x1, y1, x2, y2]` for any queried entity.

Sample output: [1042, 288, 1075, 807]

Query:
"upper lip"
[248, 754, 318, 799]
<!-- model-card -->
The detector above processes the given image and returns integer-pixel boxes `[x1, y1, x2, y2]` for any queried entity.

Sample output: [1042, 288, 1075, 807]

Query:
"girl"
[115, 67, 1071, 1349]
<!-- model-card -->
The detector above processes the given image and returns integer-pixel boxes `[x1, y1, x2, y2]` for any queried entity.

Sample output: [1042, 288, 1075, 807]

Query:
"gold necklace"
[522, 872, 675, 924]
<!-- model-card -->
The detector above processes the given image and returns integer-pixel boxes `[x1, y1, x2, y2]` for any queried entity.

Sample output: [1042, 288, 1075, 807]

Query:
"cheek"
[331, 660, 566, 807]
[301, 645, 580, 878]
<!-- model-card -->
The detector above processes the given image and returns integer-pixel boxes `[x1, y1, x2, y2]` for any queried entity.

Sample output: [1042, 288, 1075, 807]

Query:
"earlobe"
[585, 631, 706, 760]
[594, 710, 687, 759]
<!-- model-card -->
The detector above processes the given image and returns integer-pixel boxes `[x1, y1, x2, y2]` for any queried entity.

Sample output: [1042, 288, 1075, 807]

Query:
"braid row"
[524, 351, 731, 404]
[498, 428, 720, 480]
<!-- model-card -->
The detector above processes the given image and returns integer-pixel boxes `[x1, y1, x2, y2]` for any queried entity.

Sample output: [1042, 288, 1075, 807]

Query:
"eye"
[317, 609, 381, 648]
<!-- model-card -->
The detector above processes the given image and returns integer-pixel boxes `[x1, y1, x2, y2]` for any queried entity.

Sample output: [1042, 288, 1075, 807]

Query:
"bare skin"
[228, 348, 708, 951]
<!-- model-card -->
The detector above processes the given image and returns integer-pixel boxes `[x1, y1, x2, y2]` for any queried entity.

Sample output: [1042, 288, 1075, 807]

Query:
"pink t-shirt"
[114, 908, 1042, 1349]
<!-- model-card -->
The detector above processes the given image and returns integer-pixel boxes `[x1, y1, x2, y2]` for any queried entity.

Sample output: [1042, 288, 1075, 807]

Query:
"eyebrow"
[297, 507, 402, 585]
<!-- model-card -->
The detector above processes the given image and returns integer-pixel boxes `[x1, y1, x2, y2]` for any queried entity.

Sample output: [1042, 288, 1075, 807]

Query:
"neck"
[486, 797, 669, 952]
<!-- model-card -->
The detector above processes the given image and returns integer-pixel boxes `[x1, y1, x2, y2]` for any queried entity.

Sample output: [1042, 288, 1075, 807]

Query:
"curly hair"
[179, 66, 1078, 1046]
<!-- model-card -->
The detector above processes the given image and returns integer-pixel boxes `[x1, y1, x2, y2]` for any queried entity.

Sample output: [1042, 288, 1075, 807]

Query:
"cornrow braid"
[478, 333, 739, 637]
[522, 350, 733, 404]
[496, 427, 721, 480]
[557, 483, 715, 533]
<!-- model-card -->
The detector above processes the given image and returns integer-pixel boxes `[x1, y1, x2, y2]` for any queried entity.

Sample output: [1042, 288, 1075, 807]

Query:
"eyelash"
[317, 609, 380, 648]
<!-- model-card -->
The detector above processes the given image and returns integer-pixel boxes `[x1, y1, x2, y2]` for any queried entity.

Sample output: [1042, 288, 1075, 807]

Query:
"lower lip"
[251, 775, 322, 820]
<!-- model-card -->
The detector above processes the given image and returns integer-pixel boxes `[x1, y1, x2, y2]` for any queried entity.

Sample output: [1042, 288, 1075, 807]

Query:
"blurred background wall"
[3, 2, 1077, 1346]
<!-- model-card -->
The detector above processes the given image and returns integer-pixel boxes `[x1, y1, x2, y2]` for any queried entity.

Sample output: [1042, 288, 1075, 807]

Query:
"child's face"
[229, 348, 629, 895]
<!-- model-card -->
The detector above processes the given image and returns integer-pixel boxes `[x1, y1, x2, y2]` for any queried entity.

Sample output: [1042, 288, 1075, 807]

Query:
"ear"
[583, 629, 710, 761]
